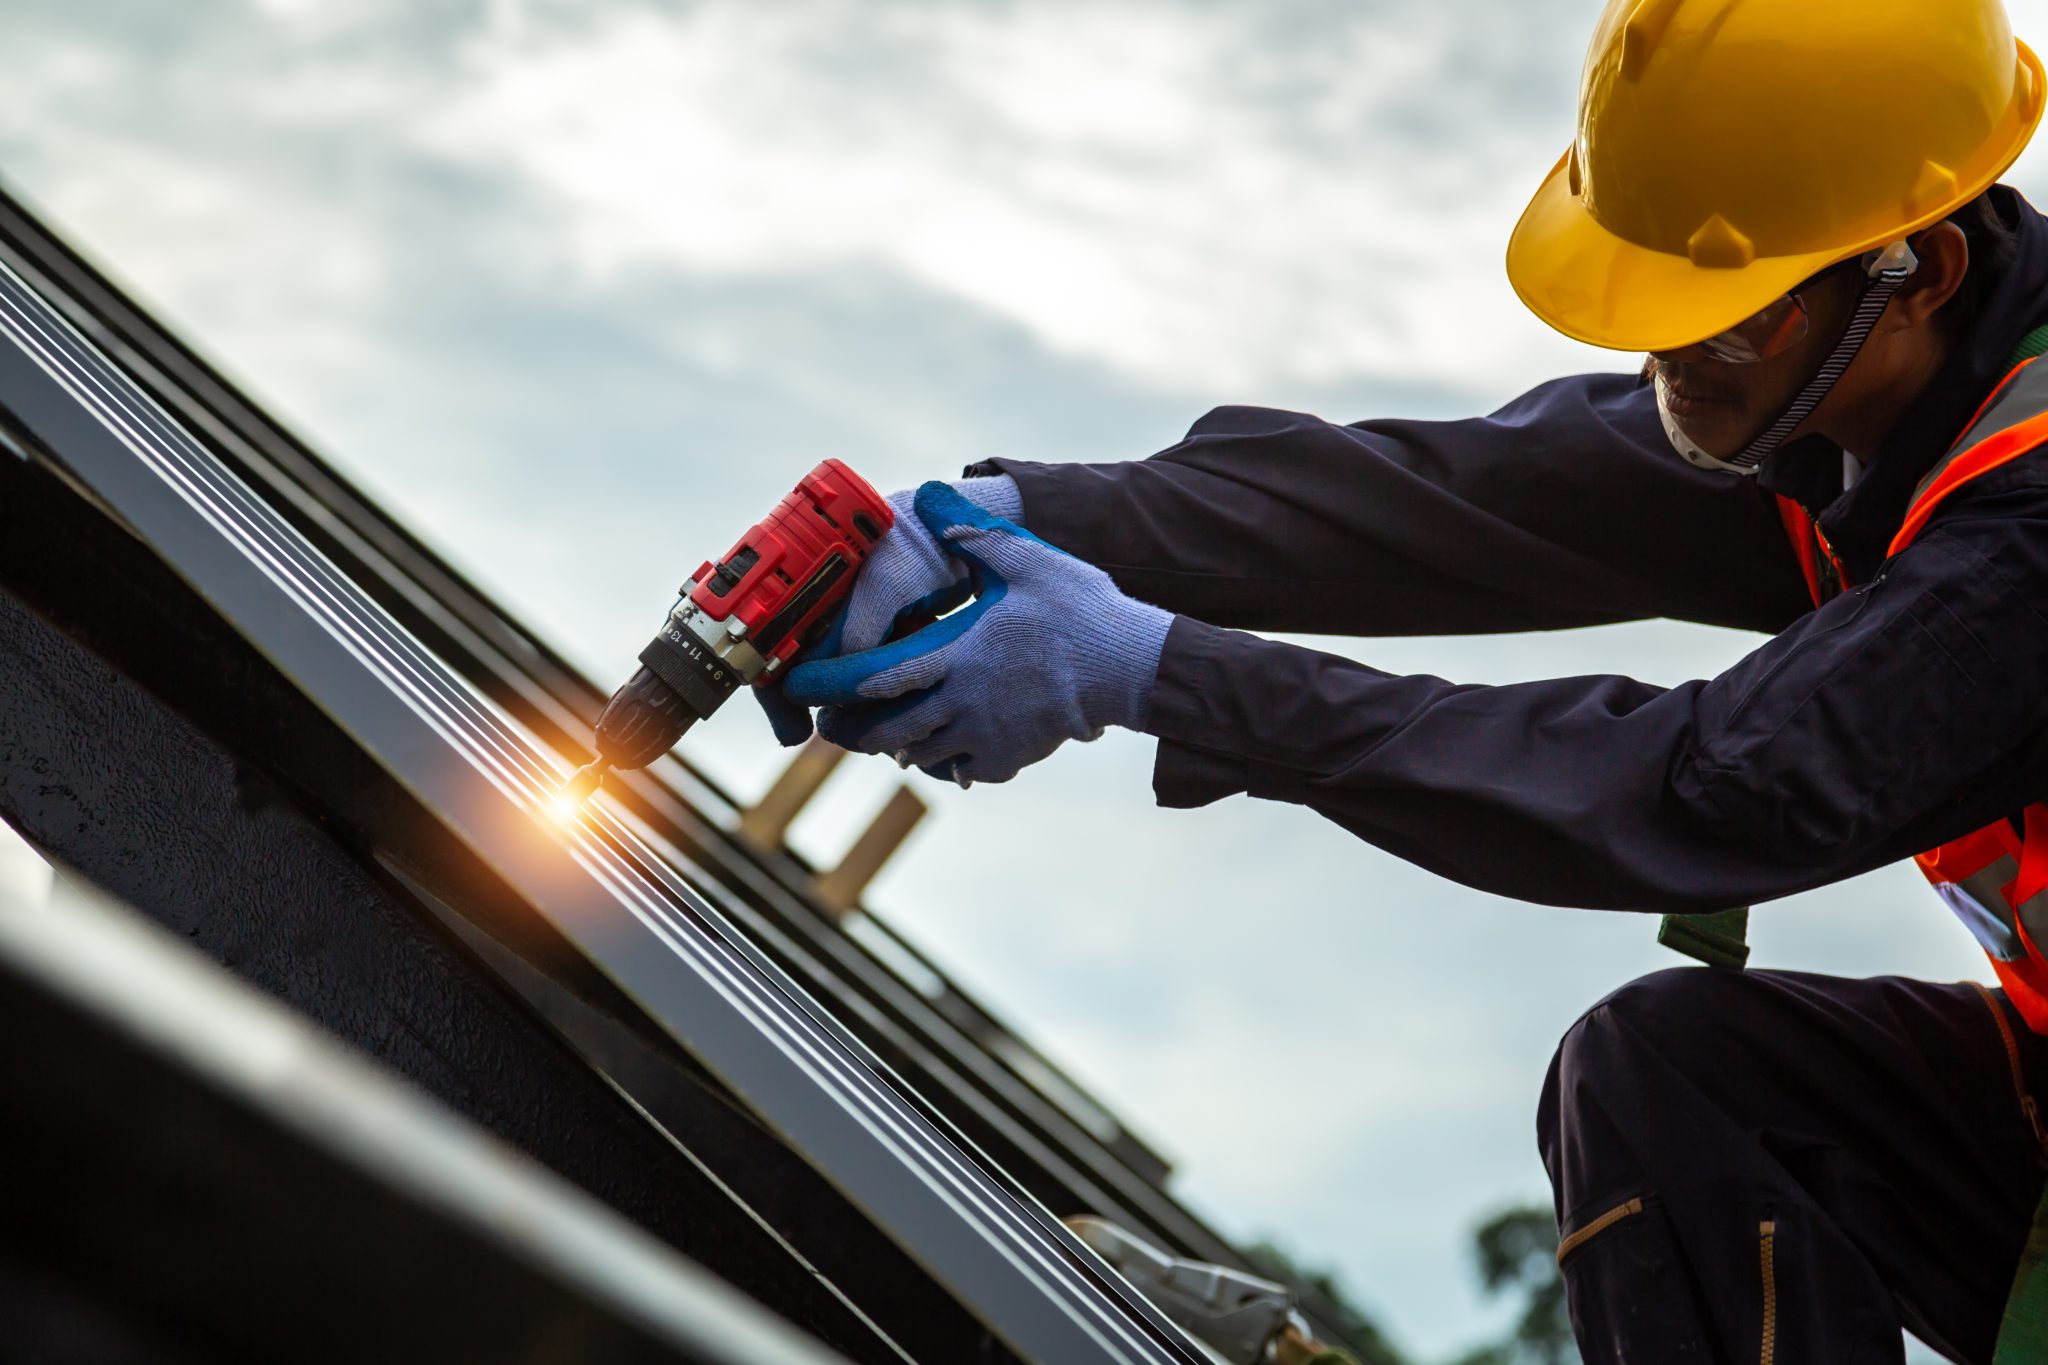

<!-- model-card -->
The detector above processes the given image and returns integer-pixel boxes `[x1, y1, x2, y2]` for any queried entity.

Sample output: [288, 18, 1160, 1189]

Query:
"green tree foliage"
[1250, 1201, 1577, 1365]
[1244, 1241, 1408, 1365]
[1448, 1206, 1578, 1365]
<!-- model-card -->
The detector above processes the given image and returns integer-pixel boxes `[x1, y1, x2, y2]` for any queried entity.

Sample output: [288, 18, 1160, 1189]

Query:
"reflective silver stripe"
[2017, 886, 2048, 958]
[1958, 854, 2020, 908]
[1903, 367, 2048, 972]
[1933, 854, 2028, 962]
[1906, 360, 2048, 509]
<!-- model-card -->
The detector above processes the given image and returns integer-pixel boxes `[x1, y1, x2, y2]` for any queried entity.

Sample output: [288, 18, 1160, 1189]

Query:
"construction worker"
[763, 1, 2048, 1358]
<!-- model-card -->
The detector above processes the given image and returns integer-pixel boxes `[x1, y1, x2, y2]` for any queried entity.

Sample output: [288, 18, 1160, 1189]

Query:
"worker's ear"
[1891, 221, 1970, 332]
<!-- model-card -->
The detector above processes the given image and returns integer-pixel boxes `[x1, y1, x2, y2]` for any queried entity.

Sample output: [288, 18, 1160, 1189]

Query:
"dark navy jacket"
[978, 187, 2048, 914]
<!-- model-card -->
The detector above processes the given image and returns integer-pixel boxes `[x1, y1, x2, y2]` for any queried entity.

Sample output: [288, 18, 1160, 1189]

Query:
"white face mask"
[1655, 239, 1920, 478]
[1655, 371, 1754, 475]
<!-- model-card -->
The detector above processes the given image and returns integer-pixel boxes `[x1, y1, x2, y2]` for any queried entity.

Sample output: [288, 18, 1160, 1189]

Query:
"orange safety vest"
[1780, 355, 2048, 1032]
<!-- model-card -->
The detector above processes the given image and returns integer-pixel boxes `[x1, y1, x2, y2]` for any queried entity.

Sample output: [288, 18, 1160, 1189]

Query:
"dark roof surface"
[0, 182, 1362, 1362]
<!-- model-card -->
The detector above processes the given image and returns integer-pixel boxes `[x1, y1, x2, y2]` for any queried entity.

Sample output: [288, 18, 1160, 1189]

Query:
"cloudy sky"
[8, 1, 2047, 1355]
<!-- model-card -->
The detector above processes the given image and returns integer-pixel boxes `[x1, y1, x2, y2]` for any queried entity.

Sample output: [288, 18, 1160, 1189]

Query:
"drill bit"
[563, 758, 611, 803]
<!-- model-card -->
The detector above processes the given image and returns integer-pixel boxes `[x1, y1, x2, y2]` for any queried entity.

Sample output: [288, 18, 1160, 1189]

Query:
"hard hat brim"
[1506, 155, 1842, 354]
[1507, 39, 2047, 355]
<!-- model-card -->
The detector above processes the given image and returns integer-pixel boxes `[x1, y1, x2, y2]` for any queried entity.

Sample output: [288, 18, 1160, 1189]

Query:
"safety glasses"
[1695, 259, 1863, 365]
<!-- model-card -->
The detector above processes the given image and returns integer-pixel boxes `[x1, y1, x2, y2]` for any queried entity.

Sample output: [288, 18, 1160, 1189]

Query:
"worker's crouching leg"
[1537, 967, 1905, 1365]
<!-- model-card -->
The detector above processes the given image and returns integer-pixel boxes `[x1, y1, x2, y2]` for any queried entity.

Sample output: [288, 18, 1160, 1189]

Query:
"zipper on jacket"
[1758, 1219, 1778, 1365]
[1555, 1195, 1644, 1266]
[1971, 982, 2048, 1152]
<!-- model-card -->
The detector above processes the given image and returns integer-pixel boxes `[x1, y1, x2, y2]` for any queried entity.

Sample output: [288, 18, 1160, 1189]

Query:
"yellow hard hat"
[1508, 0, 2046, 353]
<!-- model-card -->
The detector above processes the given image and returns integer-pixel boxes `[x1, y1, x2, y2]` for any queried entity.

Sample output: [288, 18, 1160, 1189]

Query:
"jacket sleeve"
[976, 372, 1815, 638]
[1139, 480, 2048, 912]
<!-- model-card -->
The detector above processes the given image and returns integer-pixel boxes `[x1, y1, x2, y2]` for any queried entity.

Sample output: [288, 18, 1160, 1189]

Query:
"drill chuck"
[594, 661, 704, 769]
[587, 583, 758, 773]
[565, 655, 696, 804]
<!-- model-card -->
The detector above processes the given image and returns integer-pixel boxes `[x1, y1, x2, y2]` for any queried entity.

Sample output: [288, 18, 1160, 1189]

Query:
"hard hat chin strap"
[1662, 240, 1921, 476]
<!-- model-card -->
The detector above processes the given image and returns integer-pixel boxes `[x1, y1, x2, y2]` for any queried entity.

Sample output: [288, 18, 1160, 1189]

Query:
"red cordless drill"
[564, 459, 894, 801]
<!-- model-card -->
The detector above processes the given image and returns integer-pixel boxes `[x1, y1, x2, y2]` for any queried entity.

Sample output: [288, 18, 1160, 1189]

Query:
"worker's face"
[1643, 267, 1864, 459]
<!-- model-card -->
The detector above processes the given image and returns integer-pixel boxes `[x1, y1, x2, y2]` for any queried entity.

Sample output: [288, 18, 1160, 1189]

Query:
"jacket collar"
[1757, 186, 2048, 584]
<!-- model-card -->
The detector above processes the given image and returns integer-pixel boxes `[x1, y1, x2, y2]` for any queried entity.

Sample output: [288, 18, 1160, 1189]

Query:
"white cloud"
[6, 3, 2043, 1356]
[417, 0, 1603, 396]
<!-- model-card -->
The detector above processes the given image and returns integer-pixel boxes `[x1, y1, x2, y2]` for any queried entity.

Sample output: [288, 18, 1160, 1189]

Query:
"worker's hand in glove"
[780, 482, 1171, 787]
[754, 475, 1023, 746]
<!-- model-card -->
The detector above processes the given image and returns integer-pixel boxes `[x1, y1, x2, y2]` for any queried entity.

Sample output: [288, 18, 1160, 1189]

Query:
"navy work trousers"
[1539, 969, 2048, 1363]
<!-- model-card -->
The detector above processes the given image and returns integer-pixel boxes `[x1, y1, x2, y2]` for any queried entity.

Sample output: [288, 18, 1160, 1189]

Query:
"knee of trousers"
[1538, 967, 1720, 1163]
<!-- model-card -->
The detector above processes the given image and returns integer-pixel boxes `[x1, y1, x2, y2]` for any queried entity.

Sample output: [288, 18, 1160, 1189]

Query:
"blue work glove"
[780, 482, 1171, 787]
[754, 475, 1024, 747]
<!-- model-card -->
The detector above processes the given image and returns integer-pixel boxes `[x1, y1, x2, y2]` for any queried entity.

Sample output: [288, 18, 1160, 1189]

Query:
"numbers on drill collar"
[666, 594, 769, 687]
[661, 623, 731, 688]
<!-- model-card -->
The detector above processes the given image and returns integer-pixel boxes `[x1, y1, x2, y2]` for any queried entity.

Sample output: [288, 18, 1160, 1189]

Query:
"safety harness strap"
[1998, 313, 2048, 1365]
[1915, 321, 2048, 1359]
[1658, 324, 2048, 971]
